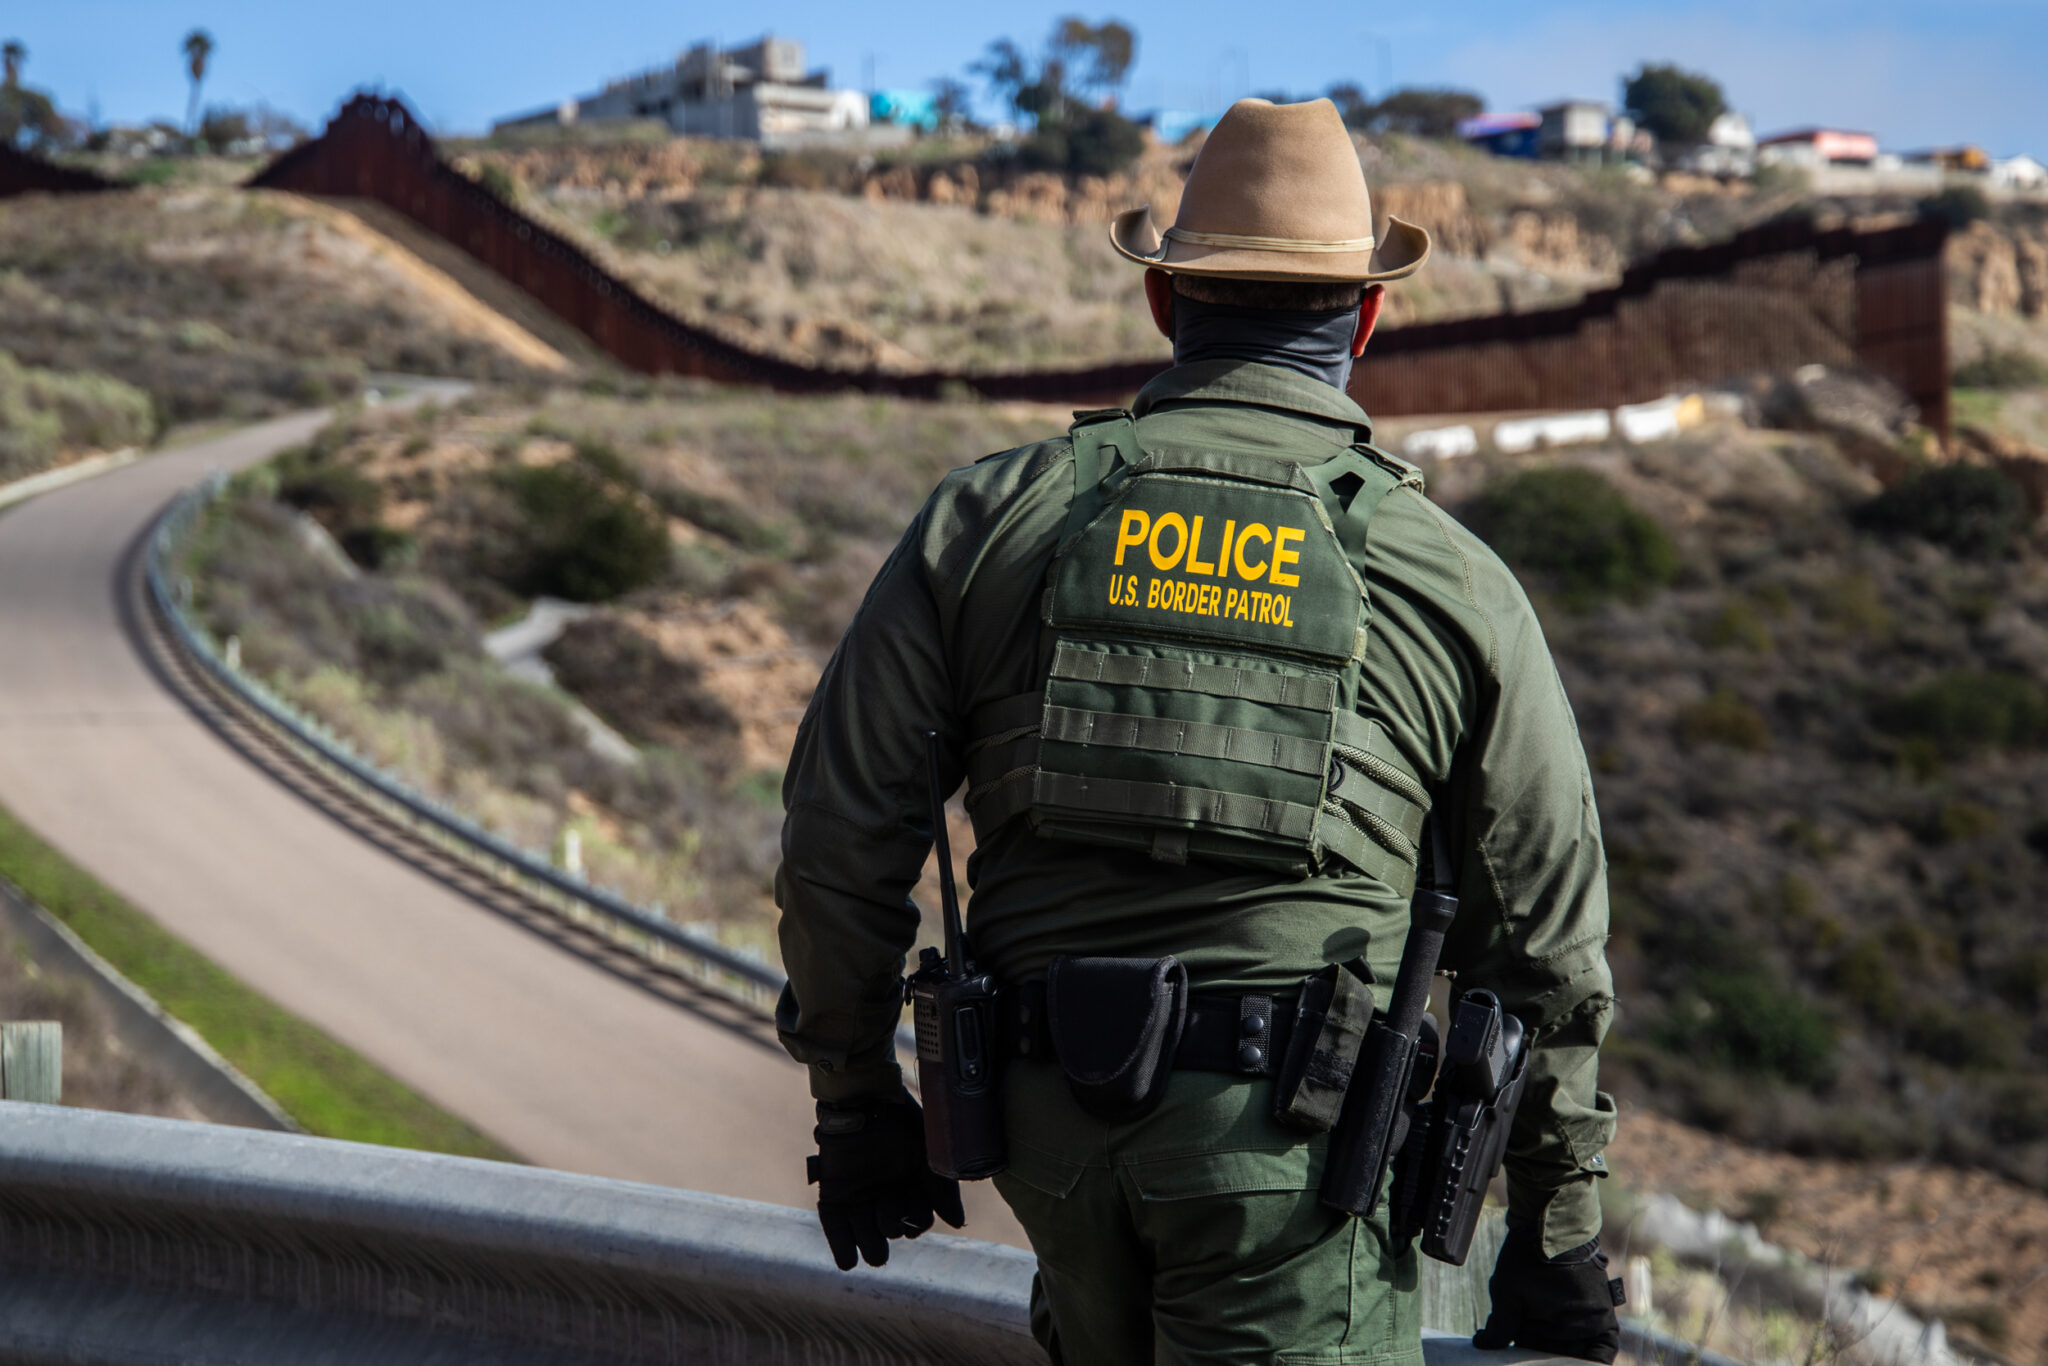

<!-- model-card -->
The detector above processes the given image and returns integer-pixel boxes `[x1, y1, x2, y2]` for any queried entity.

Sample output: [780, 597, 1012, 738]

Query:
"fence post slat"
[1, 1021, 62, 1104]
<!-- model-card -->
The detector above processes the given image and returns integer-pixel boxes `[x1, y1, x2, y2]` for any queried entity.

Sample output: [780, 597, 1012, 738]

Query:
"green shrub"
[1018, 107, 1146, 177]
[1855, 464, 2027, 560]
[1905, 1003, 2020, 1071]
[1701, 599, 1772, 653]
[1993, 946, 2048, 1008]
[1990, 1077, 2048, 1143]
[1876, 671, 2048, 754]
[1470, 467, 1678, 606]
[1662, 970, 1836, 1086]
[278, 460, 381, 528]
[1933, 798, 1999, 842]
[1830, 936, 1905, 1016]
[473, 162, 519, 204]
[0, 350, 156, 480]
[501, 462, 670, 602]
[1677, 688, 1771, 751]
[1953, 347, 2048, 389]
[1918, 184, 1991, 229]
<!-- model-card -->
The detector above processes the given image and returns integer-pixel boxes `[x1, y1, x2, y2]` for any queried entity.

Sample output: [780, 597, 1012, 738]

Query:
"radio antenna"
[924, 730, 968, 975]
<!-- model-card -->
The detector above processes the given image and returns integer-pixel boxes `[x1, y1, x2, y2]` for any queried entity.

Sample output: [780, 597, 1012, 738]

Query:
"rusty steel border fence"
[6, 96, 1951, 437]
[0, 144, 119, 197]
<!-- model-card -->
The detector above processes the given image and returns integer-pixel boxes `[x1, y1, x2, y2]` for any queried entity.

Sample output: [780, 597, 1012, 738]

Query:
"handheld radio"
[905, 730, 1007, 1180]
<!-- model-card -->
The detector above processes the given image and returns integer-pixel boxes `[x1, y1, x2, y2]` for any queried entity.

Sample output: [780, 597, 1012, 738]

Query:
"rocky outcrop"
[1376, 180, 1489, 259]
[1945, 220, 2048, 318]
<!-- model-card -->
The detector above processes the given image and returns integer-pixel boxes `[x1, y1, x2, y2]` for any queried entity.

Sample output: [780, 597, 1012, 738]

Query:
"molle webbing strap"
[1317, 817, 1415, 898]
[1050, 644, 1338, 711]
[1329, 713, 1430, 847]
[1033, 773, 1319, 843]
[1041, 706, 1330, 777]
[1064, 410, 1137, 543]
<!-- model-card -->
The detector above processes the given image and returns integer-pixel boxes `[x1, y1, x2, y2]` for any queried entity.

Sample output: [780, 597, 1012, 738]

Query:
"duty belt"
[1006, 981, 1299, 1078]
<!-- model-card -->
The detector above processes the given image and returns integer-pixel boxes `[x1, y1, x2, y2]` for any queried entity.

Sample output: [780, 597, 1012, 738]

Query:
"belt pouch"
[1046, 955, 1188, 1123]
[1272, 961, 1374, 1133]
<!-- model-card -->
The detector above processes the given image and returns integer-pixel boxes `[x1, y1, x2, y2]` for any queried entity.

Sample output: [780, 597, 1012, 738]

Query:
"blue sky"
[12, 0, 2045, 155]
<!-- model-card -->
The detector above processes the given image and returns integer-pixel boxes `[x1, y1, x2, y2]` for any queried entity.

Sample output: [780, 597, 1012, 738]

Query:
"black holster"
[1319, 886, 1458, 1219]
[1046, 955, 1188, 1122]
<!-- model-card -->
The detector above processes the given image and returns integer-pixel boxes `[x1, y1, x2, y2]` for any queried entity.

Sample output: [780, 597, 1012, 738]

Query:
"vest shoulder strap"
[1302, 441, 1422, 568]
[1064, 408, 1138, 543]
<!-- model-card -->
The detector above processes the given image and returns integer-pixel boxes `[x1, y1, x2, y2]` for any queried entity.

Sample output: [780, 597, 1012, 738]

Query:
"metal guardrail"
[0, 1105, 1740, 1366]
[146, 475, 806, 1023]
[0, 1104, 1041, 1364]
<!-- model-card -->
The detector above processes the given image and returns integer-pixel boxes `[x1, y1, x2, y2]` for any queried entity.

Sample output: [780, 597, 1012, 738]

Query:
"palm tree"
[2, 40, 24, 90]
[182, 29, 213, 137]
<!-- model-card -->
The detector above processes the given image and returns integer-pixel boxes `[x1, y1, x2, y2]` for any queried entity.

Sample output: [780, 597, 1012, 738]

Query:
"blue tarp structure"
[871, 90, 939, 130]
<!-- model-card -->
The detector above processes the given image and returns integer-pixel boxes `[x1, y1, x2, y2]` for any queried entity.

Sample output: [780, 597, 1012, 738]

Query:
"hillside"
[457, 127, 2048, 381]
[0, 185, 566, 432]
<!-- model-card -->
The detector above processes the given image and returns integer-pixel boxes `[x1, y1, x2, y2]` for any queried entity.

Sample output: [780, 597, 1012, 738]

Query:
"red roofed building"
[1757, 128, 1881, 167]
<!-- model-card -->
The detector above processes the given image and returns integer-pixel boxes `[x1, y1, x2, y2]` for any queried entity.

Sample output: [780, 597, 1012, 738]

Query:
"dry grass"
[0, 918, 200, 1121]
[183, 383, 1055, 957]
[0, 187, 558, 424]
[0, 349, 155, 481]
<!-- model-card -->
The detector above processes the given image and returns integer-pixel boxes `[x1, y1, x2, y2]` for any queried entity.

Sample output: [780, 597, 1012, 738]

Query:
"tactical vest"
[963, 410, 1434, 895]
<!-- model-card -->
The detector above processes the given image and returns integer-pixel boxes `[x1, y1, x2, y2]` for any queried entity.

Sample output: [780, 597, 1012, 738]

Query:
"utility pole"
[1360, 32, 1391, 98]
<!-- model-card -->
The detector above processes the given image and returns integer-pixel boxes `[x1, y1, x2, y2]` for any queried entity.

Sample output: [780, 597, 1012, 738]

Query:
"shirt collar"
[1131, 360, 1376, 444]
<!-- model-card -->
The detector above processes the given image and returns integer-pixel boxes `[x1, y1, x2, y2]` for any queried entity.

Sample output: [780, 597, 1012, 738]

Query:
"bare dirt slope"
[1613, 1108, 2048, 1363]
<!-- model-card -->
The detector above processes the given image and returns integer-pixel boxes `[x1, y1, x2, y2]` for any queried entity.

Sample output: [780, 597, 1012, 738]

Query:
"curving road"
[0, 408, 1020, 1242]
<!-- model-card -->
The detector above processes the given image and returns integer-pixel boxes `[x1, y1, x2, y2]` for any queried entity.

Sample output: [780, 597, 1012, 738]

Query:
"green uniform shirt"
[775, 361, 1617, 1255]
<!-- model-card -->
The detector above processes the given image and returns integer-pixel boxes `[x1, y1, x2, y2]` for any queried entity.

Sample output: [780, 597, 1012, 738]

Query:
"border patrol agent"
[777, 98, 1621, 1365]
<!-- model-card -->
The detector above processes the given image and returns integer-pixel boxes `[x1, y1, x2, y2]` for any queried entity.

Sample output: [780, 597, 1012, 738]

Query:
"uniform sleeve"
[1438, 546, 1618, 1260]
[773, 503, 961, 1104]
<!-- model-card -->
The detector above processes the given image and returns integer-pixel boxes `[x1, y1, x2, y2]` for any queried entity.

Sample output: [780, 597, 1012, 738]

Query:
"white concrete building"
[495, 36, 875, 146]
[1992, 155, 2048, 192]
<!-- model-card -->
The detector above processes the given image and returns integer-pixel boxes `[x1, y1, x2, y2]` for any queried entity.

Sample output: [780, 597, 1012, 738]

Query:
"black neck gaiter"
[1170, 293, 1361, 391]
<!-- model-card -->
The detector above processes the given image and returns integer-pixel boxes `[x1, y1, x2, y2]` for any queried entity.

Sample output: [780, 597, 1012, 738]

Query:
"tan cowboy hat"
[1111, 97, 1430, 284]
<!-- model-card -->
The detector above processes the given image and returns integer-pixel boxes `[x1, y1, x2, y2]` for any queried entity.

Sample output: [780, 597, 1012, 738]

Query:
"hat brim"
[1109, 207, 1430, 283]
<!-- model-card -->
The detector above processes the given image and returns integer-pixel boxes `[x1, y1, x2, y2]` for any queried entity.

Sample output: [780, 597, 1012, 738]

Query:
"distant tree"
[974, 17, 1145, 176]
[0, 85, 61, 149]
[1622, 63, 1726, 148]
[1050, 18, 1135, 101]
[1367, 87, 1483, 139]
[198, 102, 307, 154]
[1919, 184, 1991, 230]
[182, 29, 214, 137]
[929, 77, 976, 134]
[0, 42, 67, 151]
[1325, 81, 1372, 128]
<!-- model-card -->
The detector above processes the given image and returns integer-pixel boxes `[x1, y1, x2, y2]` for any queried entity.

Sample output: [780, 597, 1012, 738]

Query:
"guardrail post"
[1, 1021, 61, 1103]
[1416, 1210, 1505, 1335]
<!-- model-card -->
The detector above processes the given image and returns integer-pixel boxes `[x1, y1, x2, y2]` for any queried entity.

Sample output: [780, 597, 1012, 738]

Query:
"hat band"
[1164, 226, 1378, 254]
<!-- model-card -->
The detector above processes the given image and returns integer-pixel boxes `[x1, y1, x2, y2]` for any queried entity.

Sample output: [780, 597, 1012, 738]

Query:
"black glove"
[806, 1087, 965, 1270]
[1474, 1230, 1624, 1364]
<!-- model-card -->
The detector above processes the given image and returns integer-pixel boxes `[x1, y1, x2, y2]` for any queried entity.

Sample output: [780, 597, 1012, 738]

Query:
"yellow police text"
[1111, 509, 1305, 588]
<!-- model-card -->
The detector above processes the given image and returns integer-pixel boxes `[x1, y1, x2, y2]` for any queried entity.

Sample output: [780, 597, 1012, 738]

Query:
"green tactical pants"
[993, 1061, 1423, 1366]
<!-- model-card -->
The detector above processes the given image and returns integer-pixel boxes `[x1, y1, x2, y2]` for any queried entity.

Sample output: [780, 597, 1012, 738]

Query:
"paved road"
[0, 410, 1021, 1243]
